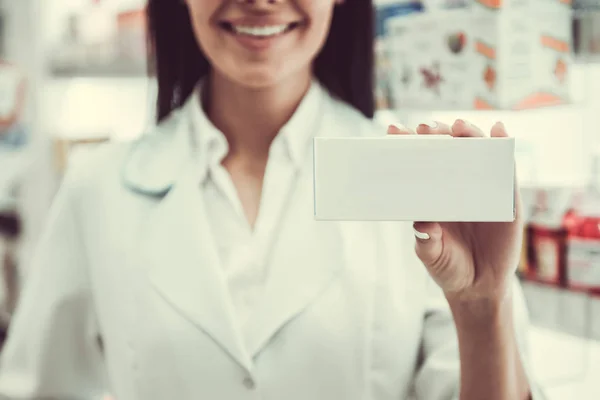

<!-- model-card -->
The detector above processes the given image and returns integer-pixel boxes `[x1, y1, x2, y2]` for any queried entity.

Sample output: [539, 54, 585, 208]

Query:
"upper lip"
[221, 17, 300, 27]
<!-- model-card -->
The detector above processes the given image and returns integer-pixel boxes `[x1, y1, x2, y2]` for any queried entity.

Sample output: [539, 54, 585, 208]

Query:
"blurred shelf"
[519, 273, 600, 342]
[52, 135, 111, 174]
[48, 62, 147, 79]
[377, 102, 585, 117]
[574, 56, 600, 64]
[518, 272, 597, 295]
[573, 4, 600, 16]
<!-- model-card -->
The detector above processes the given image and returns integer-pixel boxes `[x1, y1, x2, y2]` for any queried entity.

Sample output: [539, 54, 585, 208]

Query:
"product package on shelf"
[522, 0, 572, 108]
[572, 3, 600, 62]
[49, 2, 148, 77]
[520, 182, 600, 292]
[374, 1, 424, 110]
[520, 186, 582, 286]
[387, 9, 473, 110]
[566, 154, 600, 290]
[566, 203, 600, 290]
[421, 0, 471, 11]
[382, 0, 572, 110]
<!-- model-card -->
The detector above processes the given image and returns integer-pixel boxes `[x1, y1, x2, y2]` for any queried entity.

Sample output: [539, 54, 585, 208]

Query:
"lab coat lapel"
[244, 98, 347, 358]
[123, 96, 252, 372]
[244, 169, 345, 357]
[137, 164, 253, 373]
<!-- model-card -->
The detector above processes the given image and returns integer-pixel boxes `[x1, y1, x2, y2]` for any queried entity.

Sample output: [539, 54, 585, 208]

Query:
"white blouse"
[0, 80, 542, 400]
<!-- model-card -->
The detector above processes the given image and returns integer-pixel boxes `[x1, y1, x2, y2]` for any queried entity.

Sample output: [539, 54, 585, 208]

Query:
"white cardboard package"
[313, 135, 515, 222]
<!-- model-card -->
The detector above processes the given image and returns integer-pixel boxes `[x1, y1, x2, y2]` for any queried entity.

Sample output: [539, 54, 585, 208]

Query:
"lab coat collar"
[121, 104, 202, 197]
[188, 78, 325, 169]
[277, 78, 324, 165]
[121, 78, 327, 198]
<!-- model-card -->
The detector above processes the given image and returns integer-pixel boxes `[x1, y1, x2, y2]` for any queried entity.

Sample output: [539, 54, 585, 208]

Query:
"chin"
[237, 75, 280, 89]
[228, 67, 292, 90]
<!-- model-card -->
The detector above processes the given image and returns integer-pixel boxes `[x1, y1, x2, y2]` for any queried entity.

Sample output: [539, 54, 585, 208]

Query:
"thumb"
[413, 222, 443, 267]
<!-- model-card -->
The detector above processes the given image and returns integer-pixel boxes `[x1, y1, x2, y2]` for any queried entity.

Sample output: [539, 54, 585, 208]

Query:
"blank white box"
[313, 135, 515, 222]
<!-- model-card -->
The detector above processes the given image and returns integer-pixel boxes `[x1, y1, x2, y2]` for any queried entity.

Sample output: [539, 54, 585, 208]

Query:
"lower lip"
[228, 29, 292, 51]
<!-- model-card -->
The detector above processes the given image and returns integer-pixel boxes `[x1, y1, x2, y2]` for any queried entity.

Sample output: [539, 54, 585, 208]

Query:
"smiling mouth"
[219, 21, 301, 38]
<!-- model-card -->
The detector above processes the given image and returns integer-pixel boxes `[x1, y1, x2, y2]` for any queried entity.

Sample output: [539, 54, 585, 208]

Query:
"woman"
[0, 1, 540, 399]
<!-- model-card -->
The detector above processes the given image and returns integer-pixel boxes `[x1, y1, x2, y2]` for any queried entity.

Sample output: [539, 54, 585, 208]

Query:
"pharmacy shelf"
[521, 278, 600, 342]
[48, 62, 147, 79]
[518, 273, 593, 294]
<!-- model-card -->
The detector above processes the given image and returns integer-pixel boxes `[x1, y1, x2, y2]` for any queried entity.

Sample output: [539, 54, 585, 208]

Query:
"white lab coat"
[0, 85, 541, 400]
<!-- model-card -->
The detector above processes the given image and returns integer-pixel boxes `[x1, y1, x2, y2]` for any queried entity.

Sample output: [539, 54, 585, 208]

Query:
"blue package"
[375, 1, 424, 38]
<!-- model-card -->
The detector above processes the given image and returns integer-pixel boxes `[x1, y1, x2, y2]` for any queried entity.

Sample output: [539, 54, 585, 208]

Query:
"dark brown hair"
[146, 1, 375, 123]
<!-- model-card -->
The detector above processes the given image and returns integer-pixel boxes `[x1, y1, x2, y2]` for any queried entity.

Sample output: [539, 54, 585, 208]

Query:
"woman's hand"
[390, 120, 532, 400]
[388, 120, 523, 305]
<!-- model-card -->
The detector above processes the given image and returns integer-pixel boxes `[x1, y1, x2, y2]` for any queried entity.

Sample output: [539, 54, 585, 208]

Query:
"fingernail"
[414, 228, 430, 240]
[493, 121, 505, 129]
[419, 121, 438, 129]
[389, 123, 409, 131]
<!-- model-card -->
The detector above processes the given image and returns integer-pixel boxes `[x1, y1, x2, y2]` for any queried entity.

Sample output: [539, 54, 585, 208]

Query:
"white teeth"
[233, 24, 289, 37]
